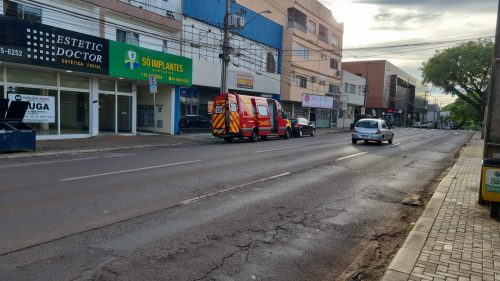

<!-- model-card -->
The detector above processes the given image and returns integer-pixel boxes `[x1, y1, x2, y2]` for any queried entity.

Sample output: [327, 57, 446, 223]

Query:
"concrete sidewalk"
[382, 133, 500, 281]
[0, 127, 344, 159]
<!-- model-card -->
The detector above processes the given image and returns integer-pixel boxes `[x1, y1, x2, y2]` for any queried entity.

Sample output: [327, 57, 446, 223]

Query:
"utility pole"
[221, 0, 231, 132]
[220, 0, 231, 94]
[484, 0, 500, 159]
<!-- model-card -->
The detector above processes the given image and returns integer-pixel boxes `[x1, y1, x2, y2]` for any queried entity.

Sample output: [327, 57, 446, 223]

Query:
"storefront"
[284, 94, 333, 128]
[0, 17, 192, 139]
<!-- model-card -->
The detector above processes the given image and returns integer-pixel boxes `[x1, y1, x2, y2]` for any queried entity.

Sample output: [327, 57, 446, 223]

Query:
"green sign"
[109, 41, 192, 87]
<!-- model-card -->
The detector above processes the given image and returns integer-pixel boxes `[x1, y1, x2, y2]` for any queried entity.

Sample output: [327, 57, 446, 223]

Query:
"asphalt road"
[0, 128, 472, 281]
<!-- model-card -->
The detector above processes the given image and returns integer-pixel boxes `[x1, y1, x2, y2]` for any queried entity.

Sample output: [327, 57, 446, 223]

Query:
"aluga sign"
[486, 170, 500, 193]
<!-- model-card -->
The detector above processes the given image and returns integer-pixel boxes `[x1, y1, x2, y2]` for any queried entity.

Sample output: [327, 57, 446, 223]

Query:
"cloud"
[353, 0, 497, 13]
[372, 10, 442, 30]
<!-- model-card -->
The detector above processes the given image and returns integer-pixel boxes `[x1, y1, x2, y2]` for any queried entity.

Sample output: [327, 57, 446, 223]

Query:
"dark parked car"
[290, 118, 315, 137]
[179, 115, 212, 129]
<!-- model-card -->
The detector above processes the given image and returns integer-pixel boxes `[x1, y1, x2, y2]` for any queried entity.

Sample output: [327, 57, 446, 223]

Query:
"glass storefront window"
[60, 73, 90, 89]
[99, 79, 115, 92]
[10, 87, 58, 135]
[117, 80, 132, 93]
[7, 67, 57, 86]
[99, 93, 116, 132]
[60, 91, 89, 134]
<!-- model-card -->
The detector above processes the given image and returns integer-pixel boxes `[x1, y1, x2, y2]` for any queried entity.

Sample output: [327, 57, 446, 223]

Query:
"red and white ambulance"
[211, 93, 292, 142]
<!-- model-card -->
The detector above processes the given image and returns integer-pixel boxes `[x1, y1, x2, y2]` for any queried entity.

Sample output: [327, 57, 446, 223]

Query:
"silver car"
[352, 118, 394, 145]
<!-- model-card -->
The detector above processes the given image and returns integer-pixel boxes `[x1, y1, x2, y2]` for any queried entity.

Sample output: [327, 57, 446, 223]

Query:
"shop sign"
[302, 94, 333, 109]
[486, 169, 500, 193]
[109, 41, 192, 87]
[0, 17, 109, 75]
[8, 94, 55, 123]
[236, 74, 253, 89]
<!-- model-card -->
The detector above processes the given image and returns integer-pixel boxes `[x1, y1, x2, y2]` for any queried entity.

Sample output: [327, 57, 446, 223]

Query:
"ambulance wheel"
[249, 130, 259, 142]
[284, 128, 291, 139]
[224, 137, 234, 143]
[260, 136, 268, 141]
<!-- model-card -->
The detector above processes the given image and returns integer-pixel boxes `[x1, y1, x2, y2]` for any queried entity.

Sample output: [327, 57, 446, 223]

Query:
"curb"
[380, 148, 465, 281]
[0, 143, 188, 160]
[381, 169, 456, 281]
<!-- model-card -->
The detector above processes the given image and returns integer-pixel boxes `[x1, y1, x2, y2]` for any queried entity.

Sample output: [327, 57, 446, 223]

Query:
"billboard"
[0, 17, 109, 74]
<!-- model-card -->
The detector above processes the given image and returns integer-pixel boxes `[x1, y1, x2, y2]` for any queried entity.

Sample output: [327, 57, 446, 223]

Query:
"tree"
[442, 99, 482, 130]
[421, 40, 493, 121]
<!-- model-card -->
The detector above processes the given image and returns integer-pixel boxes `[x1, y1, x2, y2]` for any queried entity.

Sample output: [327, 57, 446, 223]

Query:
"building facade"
[342, 60, 416, 126]
[0, 0, 191, 139]
[238, 0, 344, 128]
[180, 0, 282, 131]
[337, 71, 365, 130]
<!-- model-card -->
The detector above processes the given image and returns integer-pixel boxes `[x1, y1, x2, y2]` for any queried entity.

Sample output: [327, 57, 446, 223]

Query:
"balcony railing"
[287, 19, 307, 33]
[119, 0, 181, 21]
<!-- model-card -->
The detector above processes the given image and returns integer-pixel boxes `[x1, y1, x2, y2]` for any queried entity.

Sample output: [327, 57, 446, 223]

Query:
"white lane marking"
[335, 152, 368, 161]
[0, 156, 100, 169]
[255, 146, 302, 153]
[425, 135, 431, 138]
[182, 172, 291, 205]
[410, 138, 422, 141]
[385, 143, 401, 148]
[61, 160, 202, 182]
[104, 153, 136, 158]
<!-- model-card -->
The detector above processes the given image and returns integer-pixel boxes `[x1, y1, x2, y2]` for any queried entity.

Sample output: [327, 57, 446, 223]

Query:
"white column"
[170, 87, 176, 135]
[90, 77, 99, 136]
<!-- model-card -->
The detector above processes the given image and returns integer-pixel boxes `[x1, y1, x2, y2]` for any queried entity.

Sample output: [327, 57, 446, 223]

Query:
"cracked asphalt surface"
[0, 129, 472, 280]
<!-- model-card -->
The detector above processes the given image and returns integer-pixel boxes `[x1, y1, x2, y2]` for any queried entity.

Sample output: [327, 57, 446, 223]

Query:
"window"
[350, 84, 355, 94]
[116, 29, 139, 46]
[295, 44, 309, 59]
[329, 83, 338, 94]
[319, 24, 328, 42]
[266, 52, 276, 73]
[257, 105, 268, 116]
[331, 35, 340, 48]
[330, 59, 338, 70]
[294, 75, 307, 88]
[307, 20, 316, 33]
[4, 1, 42, 23]
[162, 40, 168, 53]
[344, 83, 349, 93]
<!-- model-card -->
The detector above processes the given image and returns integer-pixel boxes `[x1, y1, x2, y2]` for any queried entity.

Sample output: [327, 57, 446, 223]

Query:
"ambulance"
[211, 93, 292, 143]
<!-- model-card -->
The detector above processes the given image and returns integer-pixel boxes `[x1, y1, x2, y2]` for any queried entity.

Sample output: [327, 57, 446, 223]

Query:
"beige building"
[238, 0, 343, 127]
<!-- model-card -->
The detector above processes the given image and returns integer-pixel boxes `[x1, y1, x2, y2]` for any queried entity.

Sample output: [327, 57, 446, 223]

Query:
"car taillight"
[375, 129, 381, 134]
[352, 127, 357, 132]
[294, 124, 300, 127]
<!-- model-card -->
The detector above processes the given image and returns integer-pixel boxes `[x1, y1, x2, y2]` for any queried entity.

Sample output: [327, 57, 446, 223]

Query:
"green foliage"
[422, 40, 493, 121]
[442, 99, 482, 130]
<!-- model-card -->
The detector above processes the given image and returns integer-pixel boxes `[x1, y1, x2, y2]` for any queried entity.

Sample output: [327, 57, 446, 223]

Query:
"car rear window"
[357, 120, 378, 128]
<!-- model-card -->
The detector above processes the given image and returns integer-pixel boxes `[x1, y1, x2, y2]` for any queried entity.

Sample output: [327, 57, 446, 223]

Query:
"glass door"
[99, 94, 116, 132]
[118, 95, 132, 133]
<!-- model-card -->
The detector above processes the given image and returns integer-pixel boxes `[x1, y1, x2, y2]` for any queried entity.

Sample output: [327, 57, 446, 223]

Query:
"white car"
[352, 118, 394, 145]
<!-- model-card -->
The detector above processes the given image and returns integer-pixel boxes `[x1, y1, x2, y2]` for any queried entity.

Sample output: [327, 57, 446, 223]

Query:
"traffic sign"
[149, 75, 157, 94]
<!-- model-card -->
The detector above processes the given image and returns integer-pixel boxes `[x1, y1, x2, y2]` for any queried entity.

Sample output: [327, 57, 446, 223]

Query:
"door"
[118, 95, 132, 133]
[99, 94, 116, 132]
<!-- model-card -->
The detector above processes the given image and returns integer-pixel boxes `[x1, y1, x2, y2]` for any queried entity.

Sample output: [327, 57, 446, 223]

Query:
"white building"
[0, 0, 190, 139]
[337, 71, 365, 129]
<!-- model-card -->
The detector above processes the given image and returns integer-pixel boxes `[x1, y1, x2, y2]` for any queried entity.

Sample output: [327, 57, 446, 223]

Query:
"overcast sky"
[325, 0, 498, 86]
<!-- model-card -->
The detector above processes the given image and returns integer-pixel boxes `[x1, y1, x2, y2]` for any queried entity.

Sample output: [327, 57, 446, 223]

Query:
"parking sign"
[149, 75, 157, 94]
